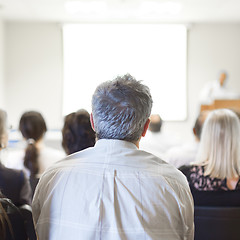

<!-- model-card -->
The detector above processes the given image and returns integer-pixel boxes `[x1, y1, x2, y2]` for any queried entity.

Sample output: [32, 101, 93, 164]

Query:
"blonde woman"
[180, 109, 240, 191]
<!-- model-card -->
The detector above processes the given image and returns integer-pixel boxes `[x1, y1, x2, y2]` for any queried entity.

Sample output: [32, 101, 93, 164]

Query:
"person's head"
[0, 110, 8, 150]
[19, 111, 47, 175]
[19, 111, 47, 142]
[193, 110, 210, 141]
[62, 109, 96, 155]
[91, 74, 153, 145]
[196, 109, 240, 179]
[218, 71, 228, 86]
[149, 114, 162, 133]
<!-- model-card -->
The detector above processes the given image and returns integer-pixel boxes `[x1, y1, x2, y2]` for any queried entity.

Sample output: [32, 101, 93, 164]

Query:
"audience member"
[0, 110, 31, 206]
[32, 74, 194, 239]
[6, 111, 64, 194]
[164, 110, 209, 168]
[180, 109, 240, 205]
[140, 114, 180, 157]
[62, 109, 95, 155]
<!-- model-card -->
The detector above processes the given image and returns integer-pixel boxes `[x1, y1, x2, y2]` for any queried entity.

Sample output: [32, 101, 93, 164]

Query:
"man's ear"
[90, 113, 95, 131]
[142, 118, 150, 137]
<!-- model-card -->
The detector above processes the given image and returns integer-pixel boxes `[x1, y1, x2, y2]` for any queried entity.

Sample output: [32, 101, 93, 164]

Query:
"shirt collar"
[95, 139, 138, 150]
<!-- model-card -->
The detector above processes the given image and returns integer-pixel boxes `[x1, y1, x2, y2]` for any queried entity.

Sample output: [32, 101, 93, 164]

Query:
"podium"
[201, 99, 240, 112]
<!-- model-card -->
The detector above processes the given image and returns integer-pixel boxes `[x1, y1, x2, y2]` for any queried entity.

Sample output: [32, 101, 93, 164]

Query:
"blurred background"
[1, 0, 240, 149]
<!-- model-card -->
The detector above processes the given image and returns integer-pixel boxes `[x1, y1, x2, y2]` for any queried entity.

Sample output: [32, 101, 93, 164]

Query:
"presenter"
[199, 71, 239, 105]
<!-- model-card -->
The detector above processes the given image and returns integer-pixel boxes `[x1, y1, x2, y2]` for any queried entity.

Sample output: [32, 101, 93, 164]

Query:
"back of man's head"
[92, 74, 153, 142]
[149, 114, 162, 133]
[193, 110, 210, 141]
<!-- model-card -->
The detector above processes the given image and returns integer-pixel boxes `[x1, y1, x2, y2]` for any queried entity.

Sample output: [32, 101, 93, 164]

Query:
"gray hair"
[195, 109, 240, 179]
[92, 74, 153, 142]
[0, 110, 7, 148]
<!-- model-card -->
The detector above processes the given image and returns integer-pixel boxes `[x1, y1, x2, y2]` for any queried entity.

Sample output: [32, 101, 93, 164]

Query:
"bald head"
[149, 114, 162, 133]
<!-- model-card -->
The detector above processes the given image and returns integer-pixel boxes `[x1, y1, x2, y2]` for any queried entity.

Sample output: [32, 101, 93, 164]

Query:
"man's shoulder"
[134, 149, 190, 190]
[39, 145, 189, 190]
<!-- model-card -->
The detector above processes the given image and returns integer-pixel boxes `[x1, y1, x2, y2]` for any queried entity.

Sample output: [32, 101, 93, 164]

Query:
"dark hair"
[19, 111, 47, 175]
[92, 74, 153, 142]
[193, 111, 209, 140]
[62, 109, 95, 155]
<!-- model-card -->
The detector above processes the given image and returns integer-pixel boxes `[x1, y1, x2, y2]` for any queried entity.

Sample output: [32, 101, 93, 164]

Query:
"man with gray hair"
[32, 74, 194, 240]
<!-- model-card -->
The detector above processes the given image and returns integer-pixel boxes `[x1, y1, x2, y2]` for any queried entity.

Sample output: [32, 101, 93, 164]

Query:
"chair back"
[19, 204, 37, 240]
[194, 206, 240, 240]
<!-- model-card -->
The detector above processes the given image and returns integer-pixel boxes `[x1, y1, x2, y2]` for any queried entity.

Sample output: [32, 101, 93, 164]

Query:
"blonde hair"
[195, 109, 240, 179]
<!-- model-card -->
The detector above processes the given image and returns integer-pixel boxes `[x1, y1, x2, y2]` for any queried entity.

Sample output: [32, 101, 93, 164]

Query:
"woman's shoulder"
[0, 164, 26, 181]
[179, 164, 203, 176]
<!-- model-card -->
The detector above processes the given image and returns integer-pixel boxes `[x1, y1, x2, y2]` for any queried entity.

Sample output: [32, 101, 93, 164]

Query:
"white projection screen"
[63, 24, 187, 121]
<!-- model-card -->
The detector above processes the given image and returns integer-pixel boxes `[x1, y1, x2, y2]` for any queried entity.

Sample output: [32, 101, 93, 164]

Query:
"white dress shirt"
[199, 80, 240, 105]
[33, 139, 194, 240]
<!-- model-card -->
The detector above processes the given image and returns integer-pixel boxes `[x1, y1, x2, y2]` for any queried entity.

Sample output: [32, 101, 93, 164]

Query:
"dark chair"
[194, 206, 240, 240]
[191, 188, 240, 207]
[19, 204, 37, 240]
[1, 198, 28, 240]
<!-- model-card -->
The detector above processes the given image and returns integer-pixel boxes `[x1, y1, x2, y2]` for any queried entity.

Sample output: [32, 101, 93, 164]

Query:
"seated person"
[180, 109, 240, 206]
[62, 109, 95, 155]
[164, 110, 209, 168]
[7, 111, 64, 195]
[0, 109, 31, 206]
[140, 114, 180, 157]
[33, 74, 194, 239]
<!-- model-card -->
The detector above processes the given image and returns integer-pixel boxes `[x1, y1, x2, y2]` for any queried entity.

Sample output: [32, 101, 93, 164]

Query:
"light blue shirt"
[33, 139, 194, 240]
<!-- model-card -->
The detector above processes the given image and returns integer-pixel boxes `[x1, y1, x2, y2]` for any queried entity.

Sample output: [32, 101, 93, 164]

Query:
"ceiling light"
[65, 1, 107, 15]
[138, 1, 182, 16]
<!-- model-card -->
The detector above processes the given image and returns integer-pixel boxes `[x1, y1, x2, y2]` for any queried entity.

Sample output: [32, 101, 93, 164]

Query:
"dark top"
[29, 175, 40, 197]
[179, 165, 240, 206]
[0, 164, 32, 206]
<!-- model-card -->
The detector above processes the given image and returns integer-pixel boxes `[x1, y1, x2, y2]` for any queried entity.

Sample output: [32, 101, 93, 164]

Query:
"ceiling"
[0, 0, 240, 23]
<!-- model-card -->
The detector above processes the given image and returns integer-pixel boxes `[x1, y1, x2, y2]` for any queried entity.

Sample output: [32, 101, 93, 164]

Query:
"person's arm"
[177, 175, 194, 240]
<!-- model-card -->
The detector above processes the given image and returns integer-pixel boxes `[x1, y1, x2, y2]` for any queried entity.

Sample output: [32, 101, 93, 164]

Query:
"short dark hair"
[62, 109, 96, 155]
[193, 111, 209, 140]
[91, 74, 153, 142]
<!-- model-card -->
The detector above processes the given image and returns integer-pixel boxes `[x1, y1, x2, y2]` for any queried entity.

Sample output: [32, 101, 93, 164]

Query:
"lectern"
[201, 99, 240, 112]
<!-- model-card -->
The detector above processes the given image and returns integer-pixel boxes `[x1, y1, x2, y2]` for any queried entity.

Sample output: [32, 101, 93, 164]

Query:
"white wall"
[164, 23, 240, 142]
[4, 22, 240, 142]
[0, 20, 5, 108]
[5, 22, 63, 129]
